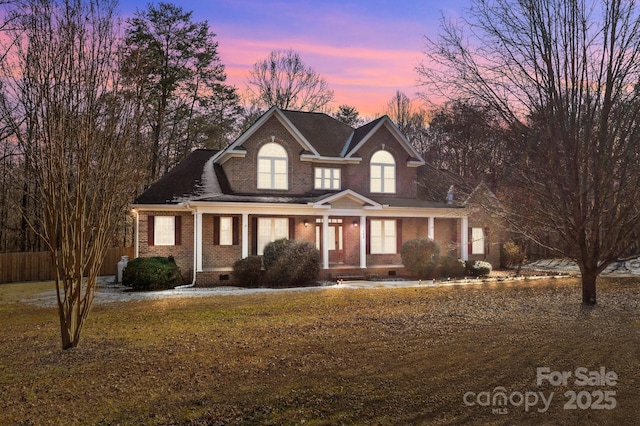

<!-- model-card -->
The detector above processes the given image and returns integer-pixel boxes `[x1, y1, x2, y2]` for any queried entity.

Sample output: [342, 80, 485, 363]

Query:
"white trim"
[196, 212, 203, 272]
[344, 117, 426, 166]
[215, 107, 320, 165]
[241, 213, 249, 258]
[461, 216, 469, 261]
[360, 215, 367, 268]
[300, 154, 361, 164]
[428, 217, 435, 240]
[312, 189, 382, 209]
[322, 214, 329, 269]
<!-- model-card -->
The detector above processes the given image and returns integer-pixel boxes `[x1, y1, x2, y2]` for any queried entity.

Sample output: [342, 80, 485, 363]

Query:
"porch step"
[335, 274, 367, 282]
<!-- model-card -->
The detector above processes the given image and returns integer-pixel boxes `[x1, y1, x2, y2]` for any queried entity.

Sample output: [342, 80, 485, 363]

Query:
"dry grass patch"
[0, 278, 638, 425]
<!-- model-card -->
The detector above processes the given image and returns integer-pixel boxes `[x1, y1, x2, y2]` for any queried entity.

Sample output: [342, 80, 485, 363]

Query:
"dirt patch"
[1, 277, 638, 425]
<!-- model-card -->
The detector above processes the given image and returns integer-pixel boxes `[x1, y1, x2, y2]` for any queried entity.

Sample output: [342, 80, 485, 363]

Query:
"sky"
[118, 0, 469, 117]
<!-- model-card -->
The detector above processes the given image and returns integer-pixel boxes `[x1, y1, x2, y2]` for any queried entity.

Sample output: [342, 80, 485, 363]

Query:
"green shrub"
[264, 240, 320, 287]
[232, 256, 263, 287]
[401, 238, 440, 279]
[465, 260, 493, 277]
[438, 255, 466, 279]
[262, 238, 293, 270]
[122, 256, 182, 291]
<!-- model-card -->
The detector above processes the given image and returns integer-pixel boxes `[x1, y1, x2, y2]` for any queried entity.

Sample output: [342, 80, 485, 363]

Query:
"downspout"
[133, 208, 139, 258]
[176, 203, 197, 288]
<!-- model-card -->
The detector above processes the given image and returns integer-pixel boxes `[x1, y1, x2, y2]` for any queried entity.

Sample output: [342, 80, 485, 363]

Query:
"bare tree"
[418, 0, 640, 305]
[0, 0, 140, 348]
[426, 100, 507, 188]
[247, 49, 334, 112]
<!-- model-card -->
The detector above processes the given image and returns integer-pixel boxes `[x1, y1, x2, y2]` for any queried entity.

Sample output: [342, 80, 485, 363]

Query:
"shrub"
[465, 260, 493, 277]
[438, 255, 466, 279]
[122, 256, 182, 291]
[401, 238, 440, 279]
[264, 240, 320, 287]
[232, 256, 263, 287]
[262, 238, 293, 270]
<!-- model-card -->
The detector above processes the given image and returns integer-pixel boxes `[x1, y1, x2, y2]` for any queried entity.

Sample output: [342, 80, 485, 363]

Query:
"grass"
[0, 277, 638, 425]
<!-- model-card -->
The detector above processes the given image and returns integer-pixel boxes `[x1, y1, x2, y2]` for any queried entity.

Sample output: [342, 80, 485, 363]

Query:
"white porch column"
[428, 217, 435, 241]
[359, 215, 367, 268]
[242, 213, 249, 258]
[461, 216, 469, 261]
[196, 211, 203, 272]
[322, 214, 329, 269]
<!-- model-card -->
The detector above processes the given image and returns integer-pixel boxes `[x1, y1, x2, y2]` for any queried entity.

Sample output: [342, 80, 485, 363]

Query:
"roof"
[280, 110, 353, 157]
[134, 149, 218, 204]
[417, 163, 473, 205]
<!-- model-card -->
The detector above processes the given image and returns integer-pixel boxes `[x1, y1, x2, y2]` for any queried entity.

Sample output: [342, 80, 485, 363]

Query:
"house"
[131, 106, 504, 285]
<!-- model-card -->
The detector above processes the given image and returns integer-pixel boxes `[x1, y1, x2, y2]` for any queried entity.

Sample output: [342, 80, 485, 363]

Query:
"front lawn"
[0, 277, 638, 425]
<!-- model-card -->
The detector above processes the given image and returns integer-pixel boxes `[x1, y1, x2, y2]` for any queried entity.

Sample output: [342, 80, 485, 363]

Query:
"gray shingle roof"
[281, 110, 354, 157]
[134, 149, 218, 204]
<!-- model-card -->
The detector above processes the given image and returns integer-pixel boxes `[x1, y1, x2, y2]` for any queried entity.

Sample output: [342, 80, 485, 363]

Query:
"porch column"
[322, 214, 329, 269]
[461, 216, 469, 261]
[196, 211, 203, 272]
[428, 217, 435, 241]
[242, 213, 249, 258]
[359, 215, 367, 268]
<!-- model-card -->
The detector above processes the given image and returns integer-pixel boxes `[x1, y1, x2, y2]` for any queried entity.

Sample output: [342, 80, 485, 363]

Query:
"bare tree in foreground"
[0, 0, 139, 348]
[247, 49, 334, 112]
[419, 0, 640, 305]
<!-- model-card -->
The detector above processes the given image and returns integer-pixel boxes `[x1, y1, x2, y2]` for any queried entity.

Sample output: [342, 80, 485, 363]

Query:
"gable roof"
[214, 107, 425, 165]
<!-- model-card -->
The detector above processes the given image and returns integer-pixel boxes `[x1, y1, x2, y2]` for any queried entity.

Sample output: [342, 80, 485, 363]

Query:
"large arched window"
[257, 142, 288, 190]
[370, 150, 395, 193]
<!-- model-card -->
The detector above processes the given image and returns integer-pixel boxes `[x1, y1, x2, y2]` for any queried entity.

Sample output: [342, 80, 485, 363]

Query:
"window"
[471, 227, 485, 255]
[370, 219, 396, 254]
[257, 218, 289, 255]
[370, 150, 395, 193]
[154, 216, 175, 246]
[314, 167, 341, 190]
[219, 217, 233, 246]
[257, 142, 287, 190]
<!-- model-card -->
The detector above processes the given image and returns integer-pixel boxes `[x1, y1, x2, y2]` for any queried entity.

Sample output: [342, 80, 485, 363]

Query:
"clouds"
[121, 0, 465, 116]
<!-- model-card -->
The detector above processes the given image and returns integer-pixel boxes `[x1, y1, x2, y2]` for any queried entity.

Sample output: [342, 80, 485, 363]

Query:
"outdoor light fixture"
[304, 219, 309, 227]
[353, 220, 359, 227]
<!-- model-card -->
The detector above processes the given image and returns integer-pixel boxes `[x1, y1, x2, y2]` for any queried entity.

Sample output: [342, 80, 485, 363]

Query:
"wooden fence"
[0, 247, 134, 284]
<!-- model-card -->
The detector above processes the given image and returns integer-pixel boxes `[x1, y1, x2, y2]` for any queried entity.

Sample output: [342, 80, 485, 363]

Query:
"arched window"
[370, 150, 395, 193]
[257, 142, 288, 190]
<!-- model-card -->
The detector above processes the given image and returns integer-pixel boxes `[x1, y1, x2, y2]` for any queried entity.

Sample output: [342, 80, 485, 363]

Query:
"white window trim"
[370, 151, 396, 194]
[471, 227, 485, 255]
[154, 216, 175, 246]
[219, 217, 233, 246]
[370, 219, 396, 254]
[257, 143, 288, 190]
[257, 217, 289, 255]
[314, 167, 341, 190]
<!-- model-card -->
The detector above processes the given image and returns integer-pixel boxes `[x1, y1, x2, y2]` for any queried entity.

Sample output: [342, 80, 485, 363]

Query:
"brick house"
[131, 106, 505, 285]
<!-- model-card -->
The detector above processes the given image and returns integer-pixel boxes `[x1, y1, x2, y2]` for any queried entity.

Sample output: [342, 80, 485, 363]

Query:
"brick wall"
[344, 126, 418, 199]
[139, 211, 194, 283]
[222, 116, 419, 200]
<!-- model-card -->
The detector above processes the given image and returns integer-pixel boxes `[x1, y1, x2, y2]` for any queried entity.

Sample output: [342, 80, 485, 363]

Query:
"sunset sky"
[119, 0, 469, 117]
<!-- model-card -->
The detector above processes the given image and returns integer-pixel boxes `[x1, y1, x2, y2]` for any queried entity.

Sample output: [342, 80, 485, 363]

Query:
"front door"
[328, 223, 344, 263]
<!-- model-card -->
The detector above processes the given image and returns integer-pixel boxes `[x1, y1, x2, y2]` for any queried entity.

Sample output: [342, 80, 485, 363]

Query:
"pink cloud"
[218, 37, 423, 116]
